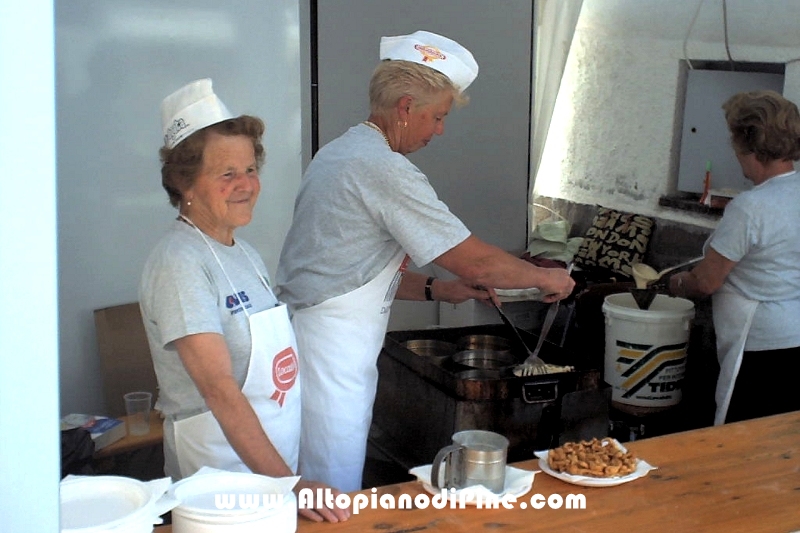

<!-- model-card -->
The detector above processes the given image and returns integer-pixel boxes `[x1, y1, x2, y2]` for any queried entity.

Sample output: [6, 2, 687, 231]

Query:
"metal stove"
[369, 324, 608, 471]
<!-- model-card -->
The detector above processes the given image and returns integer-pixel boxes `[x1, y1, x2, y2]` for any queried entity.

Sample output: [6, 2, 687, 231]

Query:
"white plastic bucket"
[60, 476, 157, 533]
[603, 293, 695, 415]
[170, 471, 297, 533]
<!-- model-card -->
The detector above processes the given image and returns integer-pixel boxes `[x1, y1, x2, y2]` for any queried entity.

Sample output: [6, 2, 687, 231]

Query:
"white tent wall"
[55, 0, 304, 415]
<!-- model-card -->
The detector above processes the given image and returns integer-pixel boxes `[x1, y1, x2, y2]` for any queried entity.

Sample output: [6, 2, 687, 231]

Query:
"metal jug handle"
[430, 443, 463, 490]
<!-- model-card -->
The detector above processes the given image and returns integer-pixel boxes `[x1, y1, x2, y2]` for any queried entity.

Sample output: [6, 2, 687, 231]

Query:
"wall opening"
[661, 60, 785, 216]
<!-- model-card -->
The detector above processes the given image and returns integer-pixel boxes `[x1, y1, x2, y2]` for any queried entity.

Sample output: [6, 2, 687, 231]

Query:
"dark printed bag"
[573, 207, 655, 279]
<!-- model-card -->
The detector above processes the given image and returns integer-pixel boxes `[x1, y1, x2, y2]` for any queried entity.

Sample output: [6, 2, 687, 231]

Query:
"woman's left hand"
[294, 479, 351, 523]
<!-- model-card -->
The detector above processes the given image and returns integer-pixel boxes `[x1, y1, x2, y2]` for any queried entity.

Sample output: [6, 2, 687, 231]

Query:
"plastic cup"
[123, 391, 152, 436]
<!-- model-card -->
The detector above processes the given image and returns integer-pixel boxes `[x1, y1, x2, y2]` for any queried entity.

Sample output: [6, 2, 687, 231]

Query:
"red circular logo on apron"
[270, 347, 298, 407]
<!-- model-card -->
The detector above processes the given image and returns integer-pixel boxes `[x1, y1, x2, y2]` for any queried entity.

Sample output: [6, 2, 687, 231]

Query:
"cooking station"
[368, 323, 608, 473]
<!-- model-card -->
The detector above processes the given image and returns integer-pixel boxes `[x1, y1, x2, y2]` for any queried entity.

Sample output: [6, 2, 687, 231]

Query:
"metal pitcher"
[431, 429, 509, 494]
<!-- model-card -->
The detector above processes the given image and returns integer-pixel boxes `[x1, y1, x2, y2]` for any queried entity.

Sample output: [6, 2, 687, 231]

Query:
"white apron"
[293, 250, 408, 492]
[171, 219, 301, 479]
[712, 283, 759, 425]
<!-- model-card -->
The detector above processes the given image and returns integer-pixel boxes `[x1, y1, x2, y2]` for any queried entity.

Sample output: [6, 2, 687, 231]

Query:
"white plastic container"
[170, 471, 297, 533]
[60, 476, 157, 533]
[603, 293, 695, 416]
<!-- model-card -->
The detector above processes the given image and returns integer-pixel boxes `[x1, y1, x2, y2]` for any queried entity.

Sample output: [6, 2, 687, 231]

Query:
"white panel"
[439, 300, 502, 328]
[0, 2, 60, 531]
[677, 69, 784, 194]
[56, 0, 303, 413]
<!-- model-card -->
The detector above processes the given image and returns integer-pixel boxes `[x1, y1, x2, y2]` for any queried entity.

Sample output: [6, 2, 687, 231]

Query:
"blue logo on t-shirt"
[226, 291, 252, 312]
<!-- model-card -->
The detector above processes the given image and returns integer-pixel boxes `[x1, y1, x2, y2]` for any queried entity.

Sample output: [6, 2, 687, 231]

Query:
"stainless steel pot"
[455, 368, 505, 380]
[457, 334, 512, 353]
[452, 349, 515, 370]
[403, 339, 457, 357]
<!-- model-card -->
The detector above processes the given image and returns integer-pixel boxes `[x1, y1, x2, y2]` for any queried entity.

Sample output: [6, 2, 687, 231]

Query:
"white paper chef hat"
[160, 78, 234, 149]
[379, 30, 478, 92]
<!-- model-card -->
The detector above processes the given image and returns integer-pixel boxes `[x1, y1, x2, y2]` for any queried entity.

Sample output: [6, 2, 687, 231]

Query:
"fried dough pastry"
[547, 438, 637, 478]
[512, 363, 574, 377]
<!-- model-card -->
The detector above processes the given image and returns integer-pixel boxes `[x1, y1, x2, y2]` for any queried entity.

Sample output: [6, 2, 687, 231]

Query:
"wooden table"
[94, 413, 163, 459]
[156, 411, 800, 532]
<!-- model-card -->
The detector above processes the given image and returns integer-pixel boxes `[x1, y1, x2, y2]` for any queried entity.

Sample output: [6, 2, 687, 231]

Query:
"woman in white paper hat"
[275, 31, 575, 492]
[668, 90, 800, 426]
[139, 79, 349, 523]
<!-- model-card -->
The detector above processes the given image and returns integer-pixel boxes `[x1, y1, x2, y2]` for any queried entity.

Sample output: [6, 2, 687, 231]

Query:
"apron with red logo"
[171, 217, 301, 479]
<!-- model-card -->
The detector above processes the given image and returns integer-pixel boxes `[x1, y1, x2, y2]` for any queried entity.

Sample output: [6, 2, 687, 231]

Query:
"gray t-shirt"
[139, 219, 279, 419]
[275, 123, 470, 309]
[707, 170, 800, 350]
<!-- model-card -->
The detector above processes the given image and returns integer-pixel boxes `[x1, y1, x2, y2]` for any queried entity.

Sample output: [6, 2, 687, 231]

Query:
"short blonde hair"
[723, 90, 800, 163]
[368, 60, 469, 117]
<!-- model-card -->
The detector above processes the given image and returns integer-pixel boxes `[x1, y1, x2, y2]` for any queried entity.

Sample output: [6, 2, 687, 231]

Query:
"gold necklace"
[363, 120, 391, 148]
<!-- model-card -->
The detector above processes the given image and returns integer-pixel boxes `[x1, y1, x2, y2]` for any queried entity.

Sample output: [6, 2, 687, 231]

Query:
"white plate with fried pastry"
[534, 438, 656, 487]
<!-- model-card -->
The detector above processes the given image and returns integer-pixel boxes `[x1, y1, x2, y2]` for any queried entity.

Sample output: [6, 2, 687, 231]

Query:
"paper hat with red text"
[379, 30, 479, 92]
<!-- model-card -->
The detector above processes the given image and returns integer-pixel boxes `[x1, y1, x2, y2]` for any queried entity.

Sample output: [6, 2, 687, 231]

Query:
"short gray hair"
[723, 90, 800, 163]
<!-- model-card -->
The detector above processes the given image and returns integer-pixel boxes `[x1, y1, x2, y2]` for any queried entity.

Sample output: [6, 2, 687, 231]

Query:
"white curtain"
[530, 0, 584, 217]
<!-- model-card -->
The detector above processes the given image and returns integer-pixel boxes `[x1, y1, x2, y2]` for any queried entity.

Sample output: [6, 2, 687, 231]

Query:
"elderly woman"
[669, 90, 800, 425]
[276, 31, 574, 492]
[140, 79, 348, 522]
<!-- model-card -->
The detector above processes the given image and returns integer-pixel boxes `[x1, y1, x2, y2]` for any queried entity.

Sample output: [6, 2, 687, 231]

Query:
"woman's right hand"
[294, 479, 352, 523]
[539, 267, 576, 303]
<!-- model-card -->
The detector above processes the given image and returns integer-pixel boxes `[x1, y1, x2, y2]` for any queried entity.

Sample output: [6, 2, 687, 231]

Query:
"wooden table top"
[156, 411, 800, 533]
[94, 413, 163, 459]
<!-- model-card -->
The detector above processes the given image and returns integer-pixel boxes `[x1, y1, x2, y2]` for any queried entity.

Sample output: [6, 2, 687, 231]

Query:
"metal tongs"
[490, 298, 547, 372]
[512, 264, 574, 377]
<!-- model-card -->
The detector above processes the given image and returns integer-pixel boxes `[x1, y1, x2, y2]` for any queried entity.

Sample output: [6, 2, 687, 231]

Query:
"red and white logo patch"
[270, 346, 298, 407]
[414, 44, 446, 63]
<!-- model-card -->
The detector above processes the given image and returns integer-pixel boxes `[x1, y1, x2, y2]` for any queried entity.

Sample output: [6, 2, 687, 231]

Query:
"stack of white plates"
[60, 476, 158, 533]
[170, 471, 297, 533]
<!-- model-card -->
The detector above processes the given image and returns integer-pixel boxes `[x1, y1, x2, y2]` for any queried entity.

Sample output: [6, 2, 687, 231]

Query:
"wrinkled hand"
[668, 271, 690, 298]
[294, 479, 351, 523]
[436, 278, 499, 306]
[539, 267, 576, 303]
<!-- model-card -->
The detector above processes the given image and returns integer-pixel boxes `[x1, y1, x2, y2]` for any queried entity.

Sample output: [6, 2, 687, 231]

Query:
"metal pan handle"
[521, 379, 559, 404]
